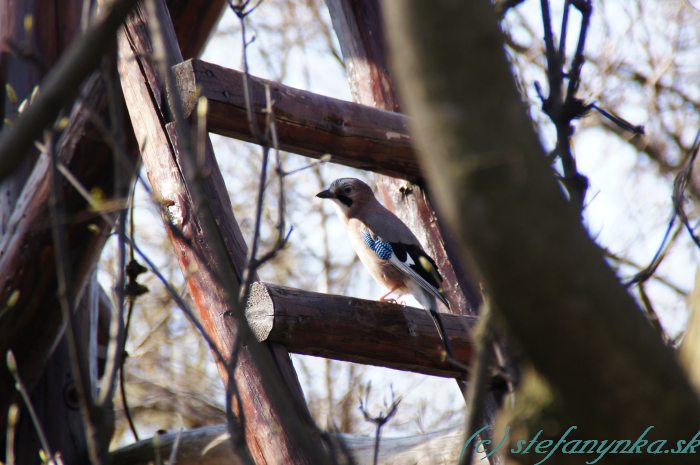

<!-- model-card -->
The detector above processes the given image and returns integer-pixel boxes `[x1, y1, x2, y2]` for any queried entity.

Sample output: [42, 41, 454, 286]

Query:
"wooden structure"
[0, 0, 500, 464]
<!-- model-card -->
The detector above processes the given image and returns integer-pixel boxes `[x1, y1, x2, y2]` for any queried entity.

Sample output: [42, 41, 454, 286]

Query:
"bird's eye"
[343, 187, 352, 194]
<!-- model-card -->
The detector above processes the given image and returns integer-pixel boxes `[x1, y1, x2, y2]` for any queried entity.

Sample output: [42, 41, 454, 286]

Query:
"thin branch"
[5, 353, 54, 464]
[97, 44, 127, 409]
[637, 283, 669, 344]
[625, 214, 682, 287]
[538, 0, 593, 213]
[47, 128, 106, 465]
[672, 129, 700, 249]
[119, 300, 140, 441]
[358, 384, 401, 465]
[604, 248, 687, 296]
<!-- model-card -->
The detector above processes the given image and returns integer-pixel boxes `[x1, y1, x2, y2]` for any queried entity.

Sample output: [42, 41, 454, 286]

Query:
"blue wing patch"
[362, 230, 393, 260]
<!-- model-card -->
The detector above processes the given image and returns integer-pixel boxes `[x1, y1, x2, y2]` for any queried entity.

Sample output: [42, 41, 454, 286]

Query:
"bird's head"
[316, 178, 374, 218]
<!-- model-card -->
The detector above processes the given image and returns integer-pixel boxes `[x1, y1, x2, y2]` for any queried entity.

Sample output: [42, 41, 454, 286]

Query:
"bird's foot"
[381, 297, 400, 305]
[379, 286, 400, 302]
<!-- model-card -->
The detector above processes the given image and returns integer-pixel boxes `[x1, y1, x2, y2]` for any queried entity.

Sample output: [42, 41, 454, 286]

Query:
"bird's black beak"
[316, 189, 334, 199]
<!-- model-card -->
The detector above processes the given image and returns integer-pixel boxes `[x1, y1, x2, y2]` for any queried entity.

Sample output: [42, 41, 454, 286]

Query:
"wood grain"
[119, 2, 329, 464]
[246, 282, 486, 379]
[173, 58, 419, 180]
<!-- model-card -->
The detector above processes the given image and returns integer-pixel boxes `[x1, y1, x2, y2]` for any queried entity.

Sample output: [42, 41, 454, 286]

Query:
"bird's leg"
[379, 286, 400, 303]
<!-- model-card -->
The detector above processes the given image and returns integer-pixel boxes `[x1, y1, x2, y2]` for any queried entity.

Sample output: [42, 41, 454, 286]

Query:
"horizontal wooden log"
[173, 59, 419, 180]
[245, 282, 490, 379]
[110, 423, 464, 465]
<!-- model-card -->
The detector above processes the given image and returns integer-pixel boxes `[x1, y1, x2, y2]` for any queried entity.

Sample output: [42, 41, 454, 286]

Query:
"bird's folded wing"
[388, 242, 448, 307]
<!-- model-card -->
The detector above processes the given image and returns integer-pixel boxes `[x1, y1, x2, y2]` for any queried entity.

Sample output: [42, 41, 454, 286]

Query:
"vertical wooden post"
[324, 2, 502, 463]
[324, 0, 480, 315]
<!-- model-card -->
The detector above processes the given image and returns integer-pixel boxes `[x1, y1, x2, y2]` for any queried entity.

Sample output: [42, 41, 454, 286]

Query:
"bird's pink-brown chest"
[346, 218, 408, 292]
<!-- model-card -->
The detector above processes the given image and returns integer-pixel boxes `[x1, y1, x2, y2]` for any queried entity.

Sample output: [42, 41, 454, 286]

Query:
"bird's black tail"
[429, 307, 454, 360]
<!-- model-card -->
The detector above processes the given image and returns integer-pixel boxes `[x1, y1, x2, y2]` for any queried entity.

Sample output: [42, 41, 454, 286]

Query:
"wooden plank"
[246, 282, 489, 379]
[173, 58, 419, 180]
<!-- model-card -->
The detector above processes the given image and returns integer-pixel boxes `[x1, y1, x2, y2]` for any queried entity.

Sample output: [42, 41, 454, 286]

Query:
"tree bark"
[382, 1, 700, 463]
[174, 58, 417, 179]
[324, 0, 481, 314]
[246, 282, 489, 378]
[0, 1, 227, 461]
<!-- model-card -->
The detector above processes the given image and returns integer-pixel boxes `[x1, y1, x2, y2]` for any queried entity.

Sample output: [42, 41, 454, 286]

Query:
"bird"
[316, 177, 454, 357]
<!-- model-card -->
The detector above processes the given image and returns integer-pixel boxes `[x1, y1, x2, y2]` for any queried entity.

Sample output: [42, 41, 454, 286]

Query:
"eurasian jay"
[317, 177, 453, 356]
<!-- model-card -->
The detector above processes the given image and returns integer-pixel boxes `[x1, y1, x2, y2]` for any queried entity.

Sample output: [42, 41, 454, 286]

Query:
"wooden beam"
[0, 0, 229, 455]
[110, 424, 465, 465]
[324, 0, 481, 314]
[246, 282, 486, 379]
[324, 4, 503, 464]
[173, 59, 419, 180]
[119, 2, 332, 464]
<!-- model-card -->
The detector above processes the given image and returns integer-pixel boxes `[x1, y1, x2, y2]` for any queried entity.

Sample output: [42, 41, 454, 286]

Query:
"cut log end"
[245, 281, 275, 341]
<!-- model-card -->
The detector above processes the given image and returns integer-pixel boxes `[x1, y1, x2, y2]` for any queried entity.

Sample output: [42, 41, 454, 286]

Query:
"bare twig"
[47, 127, 107, 465]
[637, 283, 669, 344]
[119, 299, 140, 441]
[625, 214, 682, 287]
[97, 45, 128, 409]
[538, 0, 593, 213]
[5, 352, 54, 464]
[672, 129, 700, 248]
[604, 248, 687, 296]
[358, 384, 401, 465]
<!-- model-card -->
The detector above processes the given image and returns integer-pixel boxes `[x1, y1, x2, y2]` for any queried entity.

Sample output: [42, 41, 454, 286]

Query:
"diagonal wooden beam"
[119, 2, 332, 464]
[246, 282, 495, 379]
[173, 58, 419, 180]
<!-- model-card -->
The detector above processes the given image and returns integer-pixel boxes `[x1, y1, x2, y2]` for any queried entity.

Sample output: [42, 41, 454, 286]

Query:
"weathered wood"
[0, 0, 231, 459]
[173, 59, 418, 180]
[118, 2, 330, 464]
[110, 424, 465, 465]
[324, 0, 480, 315]
[0, 2, 89, 462]
[246, 282, 481, 378]
[0, 0, 141, 180]
[0, 73, 137, 444]
[324, 3, 502, 463]
[0, 0, 82, 232]
[167, 0, 226, 59]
